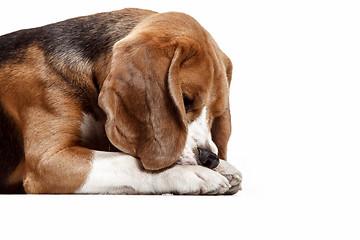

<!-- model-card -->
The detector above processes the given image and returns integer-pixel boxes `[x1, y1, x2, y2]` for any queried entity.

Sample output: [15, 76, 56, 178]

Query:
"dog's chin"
[176, 146, 198, 165]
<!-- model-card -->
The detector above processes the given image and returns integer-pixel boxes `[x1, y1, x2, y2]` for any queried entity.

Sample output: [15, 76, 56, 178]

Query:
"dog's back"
[0, 8, 156, 72]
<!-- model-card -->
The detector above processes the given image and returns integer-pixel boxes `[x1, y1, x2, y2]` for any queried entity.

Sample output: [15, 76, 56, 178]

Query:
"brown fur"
[0, 8, 232, 193]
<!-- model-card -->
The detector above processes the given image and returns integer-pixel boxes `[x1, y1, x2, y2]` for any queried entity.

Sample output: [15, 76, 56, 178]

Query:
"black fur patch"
[0, 28, 39, 65]
[0, 102, 24, 189]
[39, 10, 141, 63]
[1, 9, 145, 66]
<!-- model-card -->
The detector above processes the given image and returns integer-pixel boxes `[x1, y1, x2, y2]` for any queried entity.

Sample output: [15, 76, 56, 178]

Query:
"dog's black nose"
[198, 148, 219, 169]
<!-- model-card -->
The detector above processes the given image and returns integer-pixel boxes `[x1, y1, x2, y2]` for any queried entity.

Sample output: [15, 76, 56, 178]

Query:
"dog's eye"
[182, 94, 194, 112]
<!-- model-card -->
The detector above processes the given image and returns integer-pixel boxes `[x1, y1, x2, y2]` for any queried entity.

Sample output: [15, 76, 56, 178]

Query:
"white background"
[1, 0, 359, 239]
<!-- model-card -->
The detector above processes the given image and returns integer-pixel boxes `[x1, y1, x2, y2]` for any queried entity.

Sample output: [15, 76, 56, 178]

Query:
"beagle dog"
[0, 8, 242, 194]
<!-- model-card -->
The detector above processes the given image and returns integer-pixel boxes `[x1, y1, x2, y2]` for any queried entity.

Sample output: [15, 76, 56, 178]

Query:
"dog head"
[99, 12, 232, 170]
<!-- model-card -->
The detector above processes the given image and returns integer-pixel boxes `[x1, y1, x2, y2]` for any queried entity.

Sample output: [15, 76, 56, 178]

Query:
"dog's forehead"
[180, 47, 228, 92]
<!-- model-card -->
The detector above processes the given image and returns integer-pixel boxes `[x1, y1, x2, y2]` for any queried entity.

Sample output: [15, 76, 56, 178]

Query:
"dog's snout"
[197, 148, 219, 169]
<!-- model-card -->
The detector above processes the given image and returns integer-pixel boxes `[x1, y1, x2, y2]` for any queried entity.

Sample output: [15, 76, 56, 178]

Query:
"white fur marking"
[76, 151, 230, 194]
[178, 107, 218, 165]
[76, 151, 143, 194]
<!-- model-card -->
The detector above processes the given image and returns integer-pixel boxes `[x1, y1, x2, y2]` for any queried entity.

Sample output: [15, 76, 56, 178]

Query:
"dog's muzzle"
[197, 148, 219, 169]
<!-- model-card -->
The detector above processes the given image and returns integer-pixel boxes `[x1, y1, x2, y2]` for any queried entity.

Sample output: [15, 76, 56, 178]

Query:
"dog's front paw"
[162, 165, 231, 195]
[214, 160, 242, 195]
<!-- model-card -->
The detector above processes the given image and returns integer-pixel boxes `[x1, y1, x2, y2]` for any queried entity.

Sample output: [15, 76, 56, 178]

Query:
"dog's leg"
[24, 148, 230, 194]
[76, 151, 231, 194]
[214, 160, 242, 195]
[23, 146, 94, 193]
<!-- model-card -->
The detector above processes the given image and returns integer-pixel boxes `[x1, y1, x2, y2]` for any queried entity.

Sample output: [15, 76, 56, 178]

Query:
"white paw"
[161, 165, 231, 195]
[214, 160, 242, 195]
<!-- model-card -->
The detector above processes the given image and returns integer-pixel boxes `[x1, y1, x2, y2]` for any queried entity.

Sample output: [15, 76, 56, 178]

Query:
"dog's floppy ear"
[211, 57, 233, 160]
[99, 34, 193, 170]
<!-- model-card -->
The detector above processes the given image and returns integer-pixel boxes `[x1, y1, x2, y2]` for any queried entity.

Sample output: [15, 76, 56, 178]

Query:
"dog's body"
[0, 8, 241, 194]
